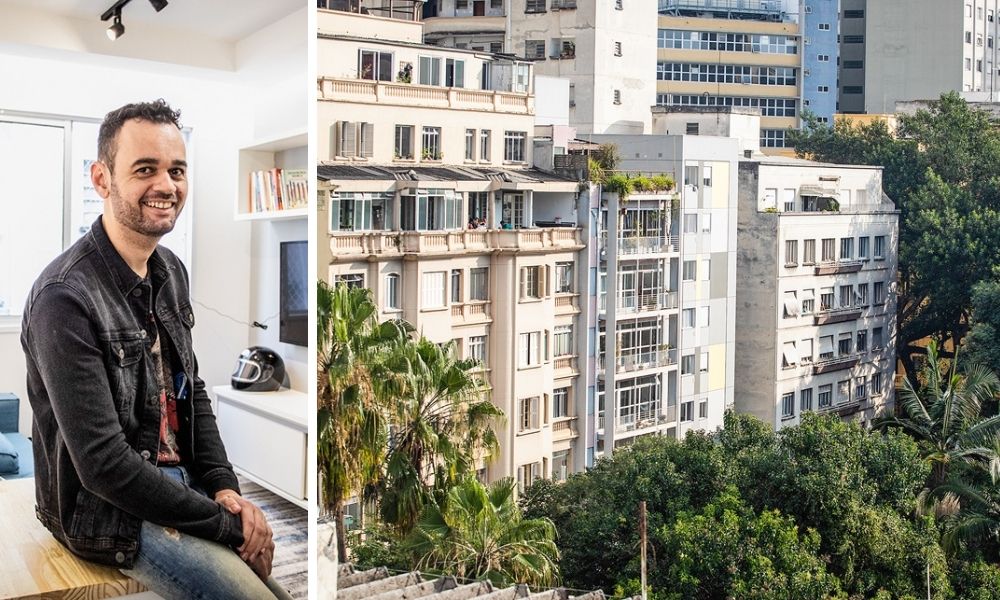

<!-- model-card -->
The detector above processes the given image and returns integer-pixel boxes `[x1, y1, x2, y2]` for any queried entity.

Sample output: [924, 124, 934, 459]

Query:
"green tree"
[405, 477, 559, 588]
[876, 339, 1000, 489]
[379, 338, 503, 533]
[316, 281, 410, 561]
[965, 280, 1000, 377]
[656, 488, 842, 600]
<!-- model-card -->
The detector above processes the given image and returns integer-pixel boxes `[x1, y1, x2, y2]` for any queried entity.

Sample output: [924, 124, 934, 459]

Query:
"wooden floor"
[0, 477, 146, 600]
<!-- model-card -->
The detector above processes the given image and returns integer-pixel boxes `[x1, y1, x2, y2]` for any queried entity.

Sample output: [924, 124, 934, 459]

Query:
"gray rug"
[240, 478, 308, 600]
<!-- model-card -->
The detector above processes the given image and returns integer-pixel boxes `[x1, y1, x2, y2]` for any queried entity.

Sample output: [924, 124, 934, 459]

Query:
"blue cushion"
[0, 432, 18, 475]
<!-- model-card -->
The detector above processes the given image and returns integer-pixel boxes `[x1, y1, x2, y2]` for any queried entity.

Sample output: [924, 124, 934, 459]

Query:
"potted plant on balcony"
[397, 62, 412, 84]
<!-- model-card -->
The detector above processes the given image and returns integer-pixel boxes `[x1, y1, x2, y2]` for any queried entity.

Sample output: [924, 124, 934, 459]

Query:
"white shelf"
[234, 207, 308, 222]
[237, 130, 308, 221]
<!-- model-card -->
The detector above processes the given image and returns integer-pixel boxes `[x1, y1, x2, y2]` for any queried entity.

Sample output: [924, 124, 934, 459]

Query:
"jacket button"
[118, 348, 125, 359]
[140, 450, 151, 460]
[139, 331, 147, 339]
[188, 313, 194, 322]
[132, 289, 142, 297]
[115, 551, 125, 563]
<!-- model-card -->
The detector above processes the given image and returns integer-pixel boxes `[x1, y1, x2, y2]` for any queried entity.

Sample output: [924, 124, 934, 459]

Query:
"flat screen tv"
[279, 240, 307, 347]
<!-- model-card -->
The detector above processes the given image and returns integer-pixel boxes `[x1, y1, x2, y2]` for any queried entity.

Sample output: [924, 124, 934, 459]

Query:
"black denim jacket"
[21, 216, 244, 568]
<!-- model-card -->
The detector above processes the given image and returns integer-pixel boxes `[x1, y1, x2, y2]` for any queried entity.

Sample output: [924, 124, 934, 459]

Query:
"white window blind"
[422, 271, 446, 308]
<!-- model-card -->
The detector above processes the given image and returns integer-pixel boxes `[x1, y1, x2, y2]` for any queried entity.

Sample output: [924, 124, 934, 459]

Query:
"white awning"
[819, 336, 834, 355]
[801, 289, 814, 301]
[782, 342, 799, 366]
[783, 292, 800, 317]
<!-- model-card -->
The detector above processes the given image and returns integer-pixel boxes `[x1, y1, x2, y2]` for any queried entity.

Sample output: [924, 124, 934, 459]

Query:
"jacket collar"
[89, 215, 171, 296]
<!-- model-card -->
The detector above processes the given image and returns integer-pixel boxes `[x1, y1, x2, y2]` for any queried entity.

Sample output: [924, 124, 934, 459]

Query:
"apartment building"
[317, 2, 589, 490]
[656, 0, 805, 151]
[735, 158, 898, 429]
[864, 0, 1000, 114]
[582, 111, 741, 455]
[422, 0, 506, 51]
[838, 0, 866, 114]
[800, 0, 840, 124]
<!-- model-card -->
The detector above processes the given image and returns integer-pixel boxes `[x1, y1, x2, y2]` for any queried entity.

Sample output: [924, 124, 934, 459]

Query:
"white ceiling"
[0, 0, 306, 42]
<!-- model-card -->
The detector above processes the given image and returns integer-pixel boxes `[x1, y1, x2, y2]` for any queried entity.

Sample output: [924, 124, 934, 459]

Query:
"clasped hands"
[214, 489, 275, 581]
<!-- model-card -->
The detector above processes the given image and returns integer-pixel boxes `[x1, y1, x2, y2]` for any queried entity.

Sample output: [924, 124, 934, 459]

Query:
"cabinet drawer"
[217, 400, 306, 501]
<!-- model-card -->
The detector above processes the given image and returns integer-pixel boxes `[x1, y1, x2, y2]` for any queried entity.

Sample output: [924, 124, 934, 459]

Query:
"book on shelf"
[247, 168, 309, 214]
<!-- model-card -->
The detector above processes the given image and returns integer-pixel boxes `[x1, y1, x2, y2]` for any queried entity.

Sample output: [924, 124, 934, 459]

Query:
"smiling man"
[21, 100, 292, 600]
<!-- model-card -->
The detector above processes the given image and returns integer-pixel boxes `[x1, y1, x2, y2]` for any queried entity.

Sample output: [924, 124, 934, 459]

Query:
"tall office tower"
[800, 0, 840, 123]
[317, 1, 591, 489]
[838, 0, 866, 114]
[864, 0, 1000, 114]
[655, 0, 804, 152]
[735, 158, 899, 429]
[424, 0, 658, 135]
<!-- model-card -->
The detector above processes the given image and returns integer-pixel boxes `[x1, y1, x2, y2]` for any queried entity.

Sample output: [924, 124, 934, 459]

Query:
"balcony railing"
[814, 260, 864, 275]
[595, 412, 669, 433]
[451, 301, 491, 322]
[812, 353, 861, 375]
[600, 291, 678, 314]
[553, 417, 579, 438]
[608, 235, 679, 256]
[319, 78, 533, 114]
[599, 348, 677, 373]
[813, 306, 863, 325]
[329, 228, 582, 256]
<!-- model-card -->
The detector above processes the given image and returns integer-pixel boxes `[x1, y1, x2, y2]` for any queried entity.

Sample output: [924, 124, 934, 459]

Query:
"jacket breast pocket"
[105, 339, 145, 430]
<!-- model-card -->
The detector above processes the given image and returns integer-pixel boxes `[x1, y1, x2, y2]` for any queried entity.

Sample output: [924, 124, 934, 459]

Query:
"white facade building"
[318, 3, 589, 489]
[735, 158, 899, 428]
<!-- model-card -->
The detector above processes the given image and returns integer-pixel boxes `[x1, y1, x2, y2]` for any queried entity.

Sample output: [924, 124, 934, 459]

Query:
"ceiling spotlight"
[106, 10, 125, 40]
[149, 0, 168, 12]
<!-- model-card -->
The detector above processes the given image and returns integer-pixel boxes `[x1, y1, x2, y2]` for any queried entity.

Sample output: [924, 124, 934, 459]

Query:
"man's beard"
[108, 180, 180, 238]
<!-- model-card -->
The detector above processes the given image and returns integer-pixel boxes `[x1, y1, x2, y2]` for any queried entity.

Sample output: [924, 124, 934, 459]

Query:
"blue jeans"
[121, 466, 293, 600]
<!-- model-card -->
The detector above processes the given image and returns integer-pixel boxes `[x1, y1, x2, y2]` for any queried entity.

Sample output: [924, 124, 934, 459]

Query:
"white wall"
[0, 8, 307, 433]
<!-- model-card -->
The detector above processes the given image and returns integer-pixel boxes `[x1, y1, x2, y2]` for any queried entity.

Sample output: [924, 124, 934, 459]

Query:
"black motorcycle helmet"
[231, 346, 288, 392]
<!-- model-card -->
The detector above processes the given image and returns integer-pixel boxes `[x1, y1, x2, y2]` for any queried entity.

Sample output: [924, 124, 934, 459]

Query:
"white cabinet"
[213, 385, 307, 508]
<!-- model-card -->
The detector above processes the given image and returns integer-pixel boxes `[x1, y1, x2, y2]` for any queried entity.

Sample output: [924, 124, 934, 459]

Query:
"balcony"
[599, 348, 677, 374]
[814, 260, 863, 276]
[813, 306, 863, 325]
[554, 356, 579, 375]
[319, 0, 422, 21]
[552, 417, 579, 440]
[554, 294, 579, 314]
[319, 78, 533, 115]
[605, 235, 679, 256]
[596, 412, 669, 434]
[328, 228, 583, 258]
[451, 301, 491, 323]
[600, 291, 679, 314]
[812, 354, 861, 375]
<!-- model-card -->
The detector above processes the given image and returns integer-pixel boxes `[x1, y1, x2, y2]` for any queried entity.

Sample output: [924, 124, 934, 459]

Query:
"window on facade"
[855, 377, 867, 400]
[800, 388, 813, 411]
[785, 239, 798, 266]
[682, 260, 696, 281]
[858, 236, 869, 260]
[334, 121, 374, 158]
[517, 462, 541, 493]
[682, 308, 695, 328]
[468, 335, 487, 365]
[444, 58, 465, 87]
[703, 165, 713, 187]
[422, 271, 446, 308]
[837, 379, 851, 404]
[469, 267, 489, 301]
[330, 192, 394, 231]
[700, 351, 710, 373]
[334, 273, 365, 289]
[555, 262, 573, 293]
[553, 388, 569, 418]
[782, 341, 798, 368]
[554, 38, 576, 59]
[818, 54, 830, 62]
[843, 35, 864, 43]
[451, 269, 462, 304]
[504, 131, 527, 162]
[479, 130, 491, 161]
[400, 189, 461, 231]
[801, 289, 815, 315]
[781, 392, 795, 418]
[839, 284, 854, 309]
[838, 333, 853, 356]
[857, 330, 868, 353]
[421, 126, 442, 160]
[681, 400, 694, 422]
[820, 287, 834, 311]
[658, 63, 797, 85]
[874, 281, 885, 305]
[819, 335, 834, 360]
[613, 90, 621, 105]
[659, 94, 798, 117]
[359, 49, 392, 81]
[554, 325, 573, 357]
[874, 235, 885, 259]
[818, 384, 832, 408]
[783, 290, 799, 318]
[521, 265, 543, 299]
[683, 214, 697, 233]
[418, 55, 441, 85]
[525, 0, 546, 13]
[821, 238, 835, 262]
[465, 129, 476, 161]
[701, 214, 712, 232]
[519, 397, 540, 432]
[467, 192, 488, 222]
[385, 273, 400, 310]
[873, 327, 884, 349]
[800, 338, 814, 364]
[803, 239, 816, 264]
[840, 237, 854, 260]
[525, 40, 546, 59]
[394, 124, 414, 159]
[699, 306, 710, 327]
[701, 259, 711, 281]
[681, 353, 695, 375]
[699, 398, 708, 419]
[686, 122, 699, 135]
[871, 372, 883, 396]
[857, 282, 869, 306]
[519, 332, 542, 367]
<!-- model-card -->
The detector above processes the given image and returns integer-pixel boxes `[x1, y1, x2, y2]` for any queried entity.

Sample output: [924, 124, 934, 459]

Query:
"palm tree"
[405, 477, 560, 588]
[379, 338, 503, 533]
[876, 339, 1000, 489]
[316, 281, 410, 561]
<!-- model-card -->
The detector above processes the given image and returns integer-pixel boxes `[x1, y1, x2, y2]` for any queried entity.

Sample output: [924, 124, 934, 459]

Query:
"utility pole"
[639, 500, 648, 600]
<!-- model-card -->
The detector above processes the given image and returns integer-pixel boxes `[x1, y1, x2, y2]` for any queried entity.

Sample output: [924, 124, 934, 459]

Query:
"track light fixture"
[106, 9, 125, 40]
[100, 0, 168, 41]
